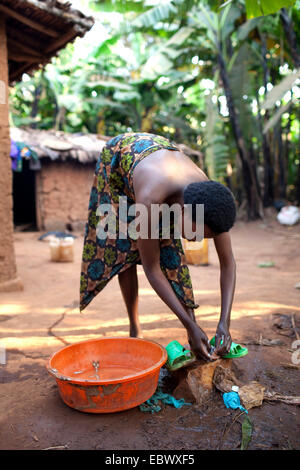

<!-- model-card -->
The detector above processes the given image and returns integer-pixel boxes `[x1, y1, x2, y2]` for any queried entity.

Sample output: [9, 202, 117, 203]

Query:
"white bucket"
[49, 237, 74, 262]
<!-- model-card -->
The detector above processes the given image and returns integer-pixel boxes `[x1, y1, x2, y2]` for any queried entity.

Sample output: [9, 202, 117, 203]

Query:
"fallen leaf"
[241, 416, 252, 450]
[239, 381, 265, 410]
[258, 261, 275, 267]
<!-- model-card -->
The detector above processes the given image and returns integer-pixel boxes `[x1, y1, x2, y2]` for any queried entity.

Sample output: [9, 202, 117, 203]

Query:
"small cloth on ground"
[139, 389, 192, 414]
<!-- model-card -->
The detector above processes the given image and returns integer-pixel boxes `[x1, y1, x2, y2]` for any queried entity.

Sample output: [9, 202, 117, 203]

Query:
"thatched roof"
[1, 0, 94, 83]
[10, 127, 108, 163]
[10, 127, 204, 166]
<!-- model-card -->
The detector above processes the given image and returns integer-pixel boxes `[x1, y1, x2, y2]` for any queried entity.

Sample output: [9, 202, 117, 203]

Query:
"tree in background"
[9, 0, 300, 216]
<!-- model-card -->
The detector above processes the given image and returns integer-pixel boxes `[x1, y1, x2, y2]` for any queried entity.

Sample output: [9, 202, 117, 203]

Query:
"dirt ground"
[0, 215, 300, 450]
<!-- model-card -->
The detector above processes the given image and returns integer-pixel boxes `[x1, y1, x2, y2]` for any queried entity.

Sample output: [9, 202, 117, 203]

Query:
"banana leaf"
[87, 80, 134, 91]
[237, 18, 260, 41]
[241, 415, 252, 450]
[263, 100, 295, 133]
[91, 0, 147, 13]
[141, 52, 173, 79]
[204, 93, 230, 181]
[245, 0, 296, 19]
[155, 70, 195, 89]
[228, 43, 260, 142]
[94, 37, 121, 58]
[165, 27, 194, 47]
[261, 69, 300, 110]
[140, 26, 194, 79]
[131, 1, 177, 29]
[113, 90, 141, 101]
[219, 3, 242, 43]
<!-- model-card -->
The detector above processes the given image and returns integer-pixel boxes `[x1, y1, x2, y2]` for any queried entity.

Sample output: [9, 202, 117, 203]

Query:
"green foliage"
[261, 69, 300, 110]
[140, 27, 194, 79]
[245, 0, 296, 19]
[241, 415, 252, 450]
[9, 0, 300, 206]
[204, 92, 230, 181]
[228, 42, 260, 144]
[130, 2, 177, 28]
[91, 0, 148, 13]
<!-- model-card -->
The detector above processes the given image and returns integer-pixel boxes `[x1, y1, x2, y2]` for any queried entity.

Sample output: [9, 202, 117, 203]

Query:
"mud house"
[10, 127, 108, 232]
[0, 0, 93, 291]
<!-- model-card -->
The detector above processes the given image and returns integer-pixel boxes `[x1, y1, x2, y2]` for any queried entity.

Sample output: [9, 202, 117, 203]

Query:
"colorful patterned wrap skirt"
[80, 132, 198, 311]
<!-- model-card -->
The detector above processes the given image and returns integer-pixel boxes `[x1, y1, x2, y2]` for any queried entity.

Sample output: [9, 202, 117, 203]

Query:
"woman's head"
[183, 180, 236, 236]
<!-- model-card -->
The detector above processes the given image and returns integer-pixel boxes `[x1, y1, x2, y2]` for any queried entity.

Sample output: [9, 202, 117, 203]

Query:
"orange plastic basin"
[46, 337, 167, 413]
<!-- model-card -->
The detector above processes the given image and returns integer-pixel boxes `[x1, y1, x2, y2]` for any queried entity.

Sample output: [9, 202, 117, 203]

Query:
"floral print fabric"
[80, 132, 198, 311]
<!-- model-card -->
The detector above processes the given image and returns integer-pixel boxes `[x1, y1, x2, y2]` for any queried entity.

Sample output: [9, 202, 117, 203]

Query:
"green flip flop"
[210, 336, 248, 359]
[165, 340, 196, 371]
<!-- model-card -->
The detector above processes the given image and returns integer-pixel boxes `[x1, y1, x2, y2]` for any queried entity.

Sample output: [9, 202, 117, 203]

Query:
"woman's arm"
[213, 231, 236, 355]
[137, 237, 192, 329]
[137, 236, 212, 360]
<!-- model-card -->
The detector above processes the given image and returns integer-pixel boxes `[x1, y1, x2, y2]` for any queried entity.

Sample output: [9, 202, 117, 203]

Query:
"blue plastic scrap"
[139, 389, 192, 414]
[38, 231, 77, 241]
[223, 391, 248, 414]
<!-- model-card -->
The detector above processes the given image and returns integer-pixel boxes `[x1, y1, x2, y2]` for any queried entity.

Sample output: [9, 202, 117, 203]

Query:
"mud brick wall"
[36, 161, 95, 232]
[0, 18, 20, 289]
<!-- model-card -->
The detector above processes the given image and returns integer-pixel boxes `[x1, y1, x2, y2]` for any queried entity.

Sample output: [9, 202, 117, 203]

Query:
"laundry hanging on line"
[10, 139, 40, 172]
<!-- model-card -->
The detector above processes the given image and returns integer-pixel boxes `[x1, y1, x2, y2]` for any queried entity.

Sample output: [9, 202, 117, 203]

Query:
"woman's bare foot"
[129, 325, 143, 338]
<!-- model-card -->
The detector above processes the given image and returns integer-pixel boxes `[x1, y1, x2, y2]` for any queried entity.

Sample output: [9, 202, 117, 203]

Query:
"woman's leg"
[118, 264, 142, 337]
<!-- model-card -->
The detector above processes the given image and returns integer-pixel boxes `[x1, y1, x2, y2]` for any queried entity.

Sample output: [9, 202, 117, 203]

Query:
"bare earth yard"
[0, 216, 299, 450]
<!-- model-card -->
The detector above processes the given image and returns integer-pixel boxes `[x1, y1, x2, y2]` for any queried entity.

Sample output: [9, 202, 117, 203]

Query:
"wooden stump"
[172, 358, 232, 407]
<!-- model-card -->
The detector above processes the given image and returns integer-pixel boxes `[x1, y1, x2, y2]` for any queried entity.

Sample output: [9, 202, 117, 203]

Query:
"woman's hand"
[213, 232, 235, 358]
[214, 321, 232, 357]
[187, 323, 215, 361]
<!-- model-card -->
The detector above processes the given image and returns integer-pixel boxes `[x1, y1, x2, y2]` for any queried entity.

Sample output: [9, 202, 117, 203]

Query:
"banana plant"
[220, 0, 296, 18]
[100, 0, 264, 217]
[119, 0, 197, 31]
[204, 91, 230, 182]
[190, 2, 264, 218]
[262, 68, 300, 133]
[140, 27, 195, 79]
[245, 0, 296, 18]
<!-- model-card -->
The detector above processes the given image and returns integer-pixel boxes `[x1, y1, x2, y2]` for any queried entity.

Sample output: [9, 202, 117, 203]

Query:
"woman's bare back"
[132, 148, 209, 204]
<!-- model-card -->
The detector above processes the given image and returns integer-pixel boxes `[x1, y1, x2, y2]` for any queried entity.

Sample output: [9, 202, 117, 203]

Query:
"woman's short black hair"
[183, 180, 236, 234]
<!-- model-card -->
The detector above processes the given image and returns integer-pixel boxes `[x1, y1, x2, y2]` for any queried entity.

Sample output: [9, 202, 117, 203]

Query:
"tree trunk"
[297, 158, 300, 206]
[276, 111, 286, 199]
[258, 31, 274, 207]
[55, 106, 66, 131]
[284, 90, 293, 199]
[249, 140, 261, 199]
[280, 9, 300, 203]
[217, 45, 263, 220]
[280, 8, 300, 68]
[255, 90, 274, 209]
[30, 83, 42, 129]
[297, 111, 300, 205]
[225, 35, 234, 60]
